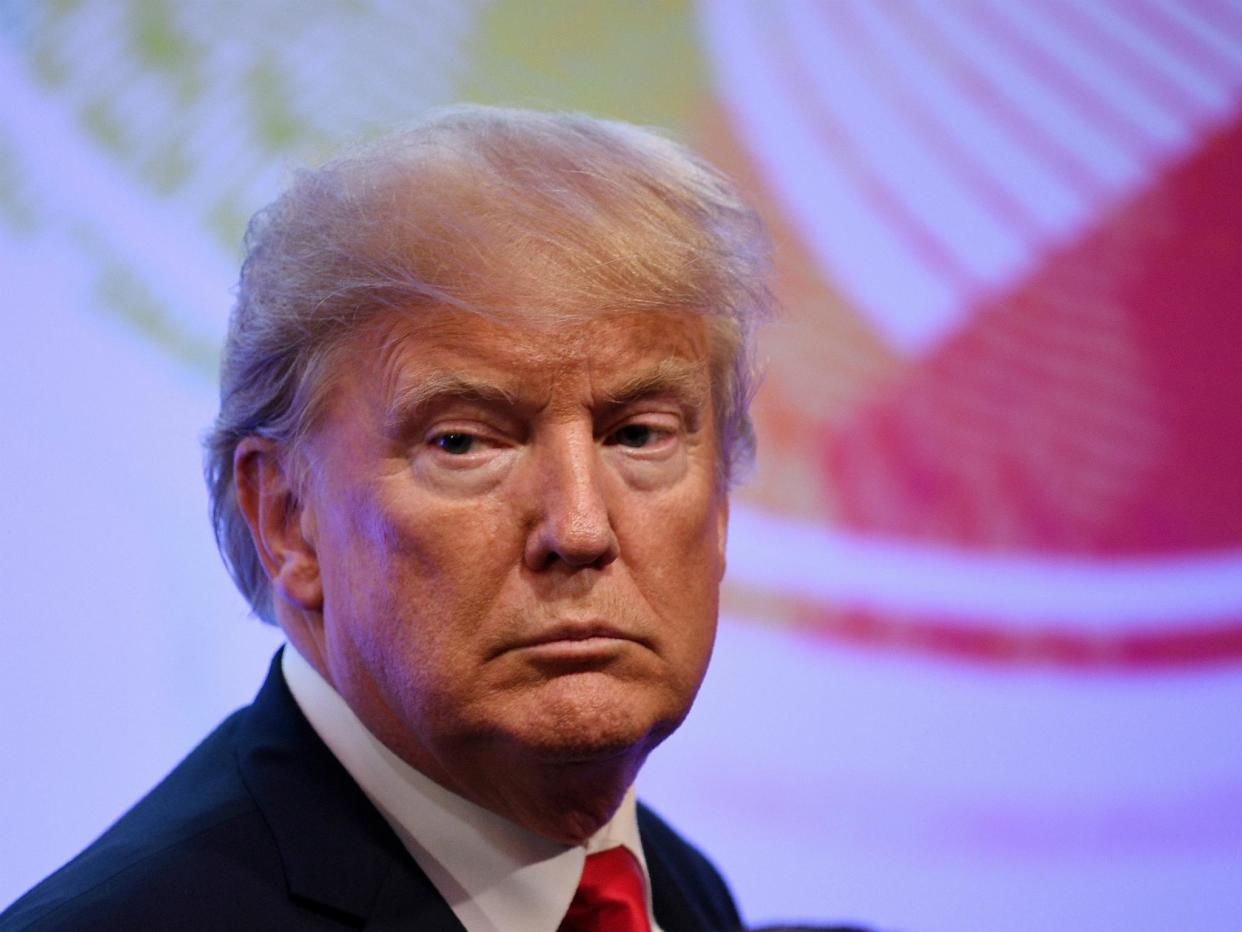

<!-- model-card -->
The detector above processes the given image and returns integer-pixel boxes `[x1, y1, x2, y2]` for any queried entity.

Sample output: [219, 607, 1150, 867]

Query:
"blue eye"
[435, 432, 475, 454]
[613, 424, 653, 448]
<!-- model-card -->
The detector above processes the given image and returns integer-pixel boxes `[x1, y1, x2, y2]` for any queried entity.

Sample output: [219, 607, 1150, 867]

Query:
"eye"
[610, 424, 656, 448]
[433, 432, 476, 455]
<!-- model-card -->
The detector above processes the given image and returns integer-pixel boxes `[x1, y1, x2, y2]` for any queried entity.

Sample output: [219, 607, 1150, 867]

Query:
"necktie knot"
[559, 846, 652, 932]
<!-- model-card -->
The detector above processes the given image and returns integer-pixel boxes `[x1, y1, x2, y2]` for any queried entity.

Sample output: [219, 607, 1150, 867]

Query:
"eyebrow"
[603, 358, 710, 412]
[383, 357, 710, 437]
[384, 372, 518, 436]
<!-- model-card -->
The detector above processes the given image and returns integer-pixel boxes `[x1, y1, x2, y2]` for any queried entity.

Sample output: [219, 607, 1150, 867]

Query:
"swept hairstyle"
[204, 105, 774, 622]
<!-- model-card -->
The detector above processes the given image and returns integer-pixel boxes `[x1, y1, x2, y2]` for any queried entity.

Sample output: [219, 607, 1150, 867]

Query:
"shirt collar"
[280, 645, 656, 932]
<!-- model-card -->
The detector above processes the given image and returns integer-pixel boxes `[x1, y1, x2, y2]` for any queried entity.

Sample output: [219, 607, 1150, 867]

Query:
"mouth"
[497, 620, 651, 661]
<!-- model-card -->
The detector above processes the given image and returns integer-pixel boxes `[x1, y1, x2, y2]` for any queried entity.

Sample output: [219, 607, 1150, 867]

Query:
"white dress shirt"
[281, 646, 663, 932]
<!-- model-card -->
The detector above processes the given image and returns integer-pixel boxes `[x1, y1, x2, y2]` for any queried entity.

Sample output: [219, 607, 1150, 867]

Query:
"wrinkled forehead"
[289, 302, 735, 488]
[349, 305, 716, 405]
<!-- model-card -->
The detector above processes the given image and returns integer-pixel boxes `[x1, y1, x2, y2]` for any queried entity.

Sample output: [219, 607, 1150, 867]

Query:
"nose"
[523, 429, 619, 572]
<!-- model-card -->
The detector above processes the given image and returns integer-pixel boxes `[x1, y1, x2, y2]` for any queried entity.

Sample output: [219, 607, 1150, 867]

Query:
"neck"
[284, 630, 656, 845]
[476, 755, 646, 845]
[399, 734, 651, 845]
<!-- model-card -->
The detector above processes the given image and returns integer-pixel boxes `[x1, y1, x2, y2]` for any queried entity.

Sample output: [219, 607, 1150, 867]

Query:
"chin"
[504, 672, 686, 765]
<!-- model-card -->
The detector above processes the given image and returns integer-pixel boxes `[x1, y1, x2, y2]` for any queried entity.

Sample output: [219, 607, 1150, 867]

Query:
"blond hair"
[204, 105, 773, 622]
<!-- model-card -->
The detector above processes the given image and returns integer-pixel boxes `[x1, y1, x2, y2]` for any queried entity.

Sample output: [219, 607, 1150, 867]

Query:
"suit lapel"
[235, 652, 465, 930]
[640, 804, 742, 932]
[232, 655, 736, 931]
[642, 811, 701, 930]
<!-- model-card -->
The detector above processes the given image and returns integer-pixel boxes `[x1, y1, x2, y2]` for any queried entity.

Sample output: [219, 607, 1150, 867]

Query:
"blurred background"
[2, 2, 1241, 929]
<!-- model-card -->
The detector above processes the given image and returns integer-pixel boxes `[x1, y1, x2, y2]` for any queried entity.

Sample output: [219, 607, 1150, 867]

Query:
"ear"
[233, 437, 323, 613]
[716, 494, 729, 581]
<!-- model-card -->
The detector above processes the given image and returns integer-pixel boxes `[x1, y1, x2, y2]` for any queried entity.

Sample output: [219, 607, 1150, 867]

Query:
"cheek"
[674, 494, 727, 635]
[381, 493, 519, 607]
[630, 484, 726, 642]
[313, 478, 431, 672]
[329, 481, 522, 659]
[654, 480, 726, 581]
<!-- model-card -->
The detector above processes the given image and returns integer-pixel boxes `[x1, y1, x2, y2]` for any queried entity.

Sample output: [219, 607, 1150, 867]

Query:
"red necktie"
[558, 846, 652, 932]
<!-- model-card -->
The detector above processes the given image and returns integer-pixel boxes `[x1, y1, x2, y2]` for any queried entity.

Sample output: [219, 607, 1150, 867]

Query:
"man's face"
[296, 308, 728, 794]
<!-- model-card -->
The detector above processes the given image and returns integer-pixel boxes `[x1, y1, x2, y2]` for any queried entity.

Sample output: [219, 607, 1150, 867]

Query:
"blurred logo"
[704, 0, 1242, 668]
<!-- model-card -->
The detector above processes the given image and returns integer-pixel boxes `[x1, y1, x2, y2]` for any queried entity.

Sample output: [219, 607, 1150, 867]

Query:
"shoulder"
[0, 711, 292, 931]
[638, 802, 743, 932]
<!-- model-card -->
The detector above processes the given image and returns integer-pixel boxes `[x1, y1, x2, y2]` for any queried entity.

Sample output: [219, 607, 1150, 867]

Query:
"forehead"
[343, 308, 714, 410]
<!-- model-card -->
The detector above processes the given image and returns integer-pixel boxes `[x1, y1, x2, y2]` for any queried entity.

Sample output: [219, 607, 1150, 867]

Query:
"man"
[2, 105, 772, 931]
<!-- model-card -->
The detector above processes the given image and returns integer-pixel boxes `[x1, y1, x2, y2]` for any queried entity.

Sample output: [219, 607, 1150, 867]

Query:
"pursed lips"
[494, 621, 652, 658]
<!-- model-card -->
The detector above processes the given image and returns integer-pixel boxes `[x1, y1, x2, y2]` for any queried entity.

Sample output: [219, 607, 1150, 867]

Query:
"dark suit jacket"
[1, 653, 741, 931]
